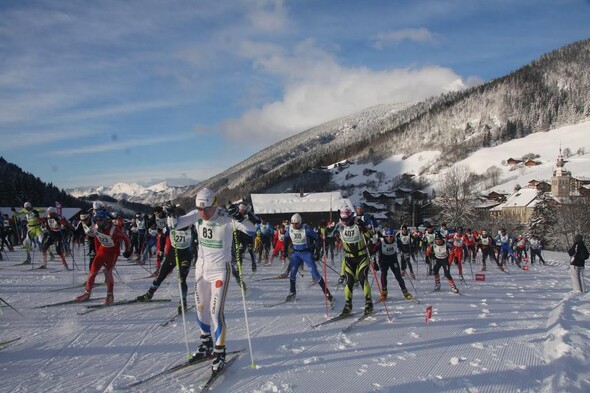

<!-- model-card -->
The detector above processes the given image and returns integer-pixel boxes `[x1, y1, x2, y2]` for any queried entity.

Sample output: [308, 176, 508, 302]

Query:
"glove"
[313, 249, 321, 261]
[337, 275, 345, 284]
[123, 250, 132, 259]
[227, 204, 244, 222]
[164, 201, 176, 216]
[373, 260, 380, 271]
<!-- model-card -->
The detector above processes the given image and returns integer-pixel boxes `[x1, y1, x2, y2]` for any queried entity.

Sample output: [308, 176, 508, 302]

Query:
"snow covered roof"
[251, 192, 354, 214]
[495, 188, 539, 209]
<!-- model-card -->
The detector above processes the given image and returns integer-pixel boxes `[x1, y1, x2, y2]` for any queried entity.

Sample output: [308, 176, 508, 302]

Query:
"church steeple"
[552, 145, 571, 196]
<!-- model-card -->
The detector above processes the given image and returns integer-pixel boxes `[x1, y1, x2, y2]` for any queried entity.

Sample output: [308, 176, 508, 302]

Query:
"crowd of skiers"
[3, 192, 588, 376]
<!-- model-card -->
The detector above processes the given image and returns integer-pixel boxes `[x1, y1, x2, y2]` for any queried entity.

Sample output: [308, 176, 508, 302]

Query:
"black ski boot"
[191, 335, 213, 362]
[211, 345, 226, 375]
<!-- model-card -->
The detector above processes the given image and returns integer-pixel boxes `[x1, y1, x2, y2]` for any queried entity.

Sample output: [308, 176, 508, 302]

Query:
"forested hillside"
[178, 39, 590, 206]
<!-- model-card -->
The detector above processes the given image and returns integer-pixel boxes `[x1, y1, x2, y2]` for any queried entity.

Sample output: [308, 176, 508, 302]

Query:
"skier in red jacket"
[75, 210, 131, 304]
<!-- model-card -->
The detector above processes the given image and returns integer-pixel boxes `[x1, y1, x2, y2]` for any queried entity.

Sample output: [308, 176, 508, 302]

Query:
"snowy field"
[1, 246, 588, 393]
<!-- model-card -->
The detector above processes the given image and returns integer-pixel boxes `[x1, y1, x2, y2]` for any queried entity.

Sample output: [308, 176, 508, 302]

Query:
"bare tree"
[435, 165, 477, 227]
[552, 197, 590, 250]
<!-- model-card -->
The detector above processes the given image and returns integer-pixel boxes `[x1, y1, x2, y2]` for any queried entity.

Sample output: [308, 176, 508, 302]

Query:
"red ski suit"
[85, 223, 130, 294]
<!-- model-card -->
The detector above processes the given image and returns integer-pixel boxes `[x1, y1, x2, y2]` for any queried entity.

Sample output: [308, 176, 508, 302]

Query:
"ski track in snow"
[0, 248, 589, 392]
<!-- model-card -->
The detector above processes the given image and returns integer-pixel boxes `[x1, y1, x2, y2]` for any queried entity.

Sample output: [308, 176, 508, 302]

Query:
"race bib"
[198, 222, 224, 249]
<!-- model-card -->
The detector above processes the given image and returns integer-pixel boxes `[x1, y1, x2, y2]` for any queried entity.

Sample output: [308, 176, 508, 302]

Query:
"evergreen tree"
[525, 191, 557, 246]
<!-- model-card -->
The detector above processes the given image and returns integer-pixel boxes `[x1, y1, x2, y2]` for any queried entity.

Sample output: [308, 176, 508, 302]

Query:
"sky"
[1, 247, 588, 392]
[1, 0, 590, 189]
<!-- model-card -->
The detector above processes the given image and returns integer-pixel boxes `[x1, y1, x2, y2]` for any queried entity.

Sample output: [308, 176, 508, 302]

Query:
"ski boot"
[401, 270, 406, 277]
[177, 298, 187, 314]
[402, 289, 413, 301]
[340, 300, 352, 317]
[191, 335, 213, 362]
[211, 345, 226, 375]
[285, 292, 297, 302]
[22, 257, 31, 265]
[449, 279, 459, 293]
[135, 291, 154, 302]
[410, 271, 416, 280]
[380, 288, 388, 300]
[104, 292, 114, 305]
[364, 301, 374, 316]
[481, 265, 486, 271]
[75, 290, 91, 302]
[325, 293, 335, 308]
[434, 275, 441, 291]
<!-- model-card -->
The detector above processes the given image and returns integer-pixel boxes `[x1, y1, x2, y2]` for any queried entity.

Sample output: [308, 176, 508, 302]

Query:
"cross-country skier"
[528, 235, 546, 265]
[495, 228, 520, 267]
[432, 232, 459, 293]
[371, 227, 413, 301]
[38, 207, 70, 270]
[335, 207, 374, 316]
[13, 202, 43, 264]
[396, 224, 415, 279]
[423, 224, 436, 275]
[169, 188, 255, 375]
[75, 210, 131, 304]
[136, 205, 193, 314]
[448, 227, 466, 281]
[282, 213, 334, 306]
[477, 230, 503, 271]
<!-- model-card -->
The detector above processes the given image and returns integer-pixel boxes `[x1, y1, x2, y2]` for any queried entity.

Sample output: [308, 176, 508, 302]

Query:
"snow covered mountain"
[67, 180, 192, 205]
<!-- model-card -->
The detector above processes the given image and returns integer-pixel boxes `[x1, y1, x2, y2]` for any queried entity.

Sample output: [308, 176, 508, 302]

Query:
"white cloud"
[372, 28, 440, 49]
[51, 133, 195, 156]
[221, 40, 468, 144]
[245, 0, 290, 32]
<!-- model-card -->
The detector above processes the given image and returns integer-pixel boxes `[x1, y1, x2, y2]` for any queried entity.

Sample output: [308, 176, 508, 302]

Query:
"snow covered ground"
[1, 246, 588, 393]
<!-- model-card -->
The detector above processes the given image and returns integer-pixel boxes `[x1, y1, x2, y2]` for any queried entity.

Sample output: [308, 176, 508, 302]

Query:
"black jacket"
[568, 241, 589, 267]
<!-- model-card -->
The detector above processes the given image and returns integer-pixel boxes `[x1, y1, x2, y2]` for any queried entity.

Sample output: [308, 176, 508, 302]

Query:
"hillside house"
[506, 158, 522, 166]
[524, 159, 542, 167]
[490, 188, 538, 224]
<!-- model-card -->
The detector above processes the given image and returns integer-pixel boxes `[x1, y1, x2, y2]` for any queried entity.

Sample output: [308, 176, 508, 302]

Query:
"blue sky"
[1, 0, 589, 189]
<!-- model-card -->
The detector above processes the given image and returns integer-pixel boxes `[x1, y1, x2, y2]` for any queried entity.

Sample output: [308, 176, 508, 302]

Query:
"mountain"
[67, 181, 191, 206]
[0, 157, 90, 210]
[177, 39, 590, 207]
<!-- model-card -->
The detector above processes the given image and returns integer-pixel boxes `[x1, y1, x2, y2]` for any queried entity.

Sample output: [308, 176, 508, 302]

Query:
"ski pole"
[233, 228, 256, 368]
[364, 242, 392, 322]
[322, 236, 329, 317]
[468, 254, 474, 279]
[0, 297, 25, 318]
[171, 227, 191, 360]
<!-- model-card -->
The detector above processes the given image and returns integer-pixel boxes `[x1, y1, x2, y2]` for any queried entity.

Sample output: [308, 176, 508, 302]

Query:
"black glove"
[338, 275, 345, 284]
[227, 204, 244, 222]
[123, 250, 132, 259]
[164, 201, 176, 216]
[373, 260, 380, 271]
[313, 249, 321, 261]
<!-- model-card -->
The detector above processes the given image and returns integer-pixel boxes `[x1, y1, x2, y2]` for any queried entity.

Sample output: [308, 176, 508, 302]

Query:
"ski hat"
[24, 202, 32, 209]
[291, 213, 302, 224]
[574, 234, 583, 243]
[93, 201, 104, 210]
[94, 210, 110, 221]
[195, 188, 216, 210]
[46, 206, 57, 215]
[384, 227, 395, 237]
[80, 213, 89, 220]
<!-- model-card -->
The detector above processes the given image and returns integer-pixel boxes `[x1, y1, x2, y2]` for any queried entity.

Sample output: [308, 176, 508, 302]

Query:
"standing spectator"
[568, 234, 588, 293]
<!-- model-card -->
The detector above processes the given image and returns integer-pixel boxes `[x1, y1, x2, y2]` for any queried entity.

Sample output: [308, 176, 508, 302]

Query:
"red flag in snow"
[425, 306, 432, 322]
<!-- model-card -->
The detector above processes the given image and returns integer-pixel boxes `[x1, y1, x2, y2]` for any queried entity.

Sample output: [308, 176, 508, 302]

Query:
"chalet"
[362, 191, 397, 202]
[527, 180, 551, 192]
[490, 188, 538, 224]
[401, 173, 415, 181]
[506, 158, 522, 166]
[483, 191, 508, 203]
[524, 159, 542, 167]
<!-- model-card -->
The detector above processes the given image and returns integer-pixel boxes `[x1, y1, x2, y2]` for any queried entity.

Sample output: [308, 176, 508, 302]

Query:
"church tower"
[551, 146, 571, 197]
